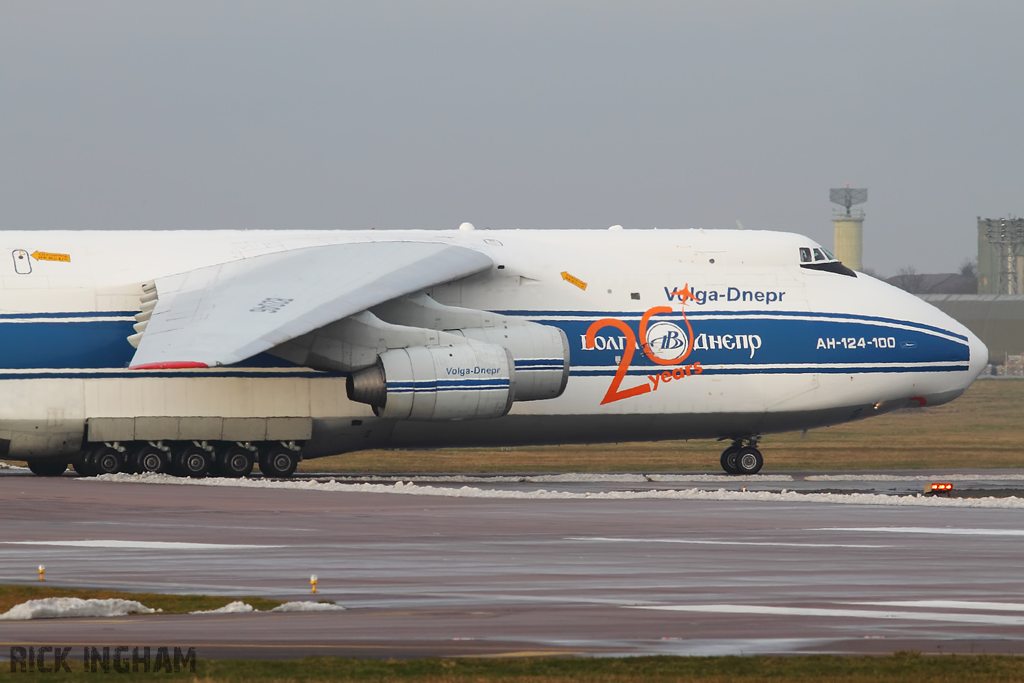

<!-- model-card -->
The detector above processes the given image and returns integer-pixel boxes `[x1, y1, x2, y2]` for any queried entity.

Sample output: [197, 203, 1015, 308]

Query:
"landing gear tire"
[28, 461, 67, 477]
[132, 445, 169, 474]
[258, 445, 298, 478]
[91, 446, 125, 476]
[175, 445, 212, 478]
[720, 445, 742, 475]
[73, 460, 97, 477]
[217, 445, 254, 479]
[735, 447, 764, 475]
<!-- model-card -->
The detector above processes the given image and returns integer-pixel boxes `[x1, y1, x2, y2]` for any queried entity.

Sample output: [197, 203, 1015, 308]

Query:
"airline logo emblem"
[583, 285, 702, 405]
[582, 284, 768, 405]
[644, 321, 689, 361]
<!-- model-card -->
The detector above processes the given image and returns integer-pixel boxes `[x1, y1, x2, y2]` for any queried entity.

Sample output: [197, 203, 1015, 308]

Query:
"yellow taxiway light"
[310, 574, 318, 594]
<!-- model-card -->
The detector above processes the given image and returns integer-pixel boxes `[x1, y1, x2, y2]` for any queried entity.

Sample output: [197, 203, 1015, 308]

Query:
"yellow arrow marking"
[561, 271, 587, 290]
[31, 251, 71, 263]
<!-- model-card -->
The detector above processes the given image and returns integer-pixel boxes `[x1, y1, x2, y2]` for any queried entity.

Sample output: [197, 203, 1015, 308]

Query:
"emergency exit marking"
[31, 251, 71, 263]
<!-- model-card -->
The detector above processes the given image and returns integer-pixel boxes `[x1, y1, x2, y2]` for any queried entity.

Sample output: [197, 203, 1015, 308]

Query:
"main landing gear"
[49, 440, 304, 480]
[720, 438, 764, 475]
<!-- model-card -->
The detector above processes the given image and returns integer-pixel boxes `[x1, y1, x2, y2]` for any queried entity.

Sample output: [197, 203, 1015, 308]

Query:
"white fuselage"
[0, 229, 986, 460]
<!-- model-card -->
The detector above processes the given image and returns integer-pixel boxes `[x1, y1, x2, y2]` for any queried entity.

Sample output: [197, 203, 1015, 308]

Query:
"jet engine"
[274, 294, 570, 420]
[451, 324, 569, 402]
[347, 343, 515, 421]
[372, 294, 570, 402]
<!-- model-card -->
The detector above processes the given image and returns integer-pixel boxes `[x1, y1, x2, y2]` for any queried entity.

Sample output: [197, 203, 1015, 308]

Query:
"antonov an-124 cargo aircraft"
[3, 226, 986, 478]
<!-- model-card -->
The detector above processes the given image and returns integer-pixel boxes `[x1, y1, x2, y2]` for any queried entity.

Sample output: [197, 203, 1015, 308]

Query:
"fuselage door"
[12, 250, 31, 275]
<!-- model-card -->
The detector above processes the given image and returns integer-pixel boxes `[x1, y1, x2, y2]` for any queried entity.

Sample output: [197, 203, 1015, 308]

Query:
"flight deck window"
[799, 248, 812, 263]
[812, 248, 826, 262]
[822, 248, 836, 260]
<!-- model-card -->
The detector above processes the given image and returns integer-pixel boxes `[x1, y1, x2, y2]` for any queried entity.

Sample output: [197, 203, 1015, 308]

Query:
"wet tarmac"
[2, 472, 1024, 659]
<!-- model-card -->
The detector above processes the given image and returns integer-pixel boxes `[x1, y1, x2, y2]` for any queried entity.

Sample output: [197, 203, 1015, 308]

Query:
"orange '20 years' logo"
[584, 285, 704, 405]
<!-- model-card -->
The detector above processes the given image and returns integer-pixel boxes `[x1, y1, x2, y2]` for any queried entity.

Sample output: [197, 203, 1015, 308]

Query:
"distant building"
[921, 294, 1024, 365]
[886, 273, 977, 295]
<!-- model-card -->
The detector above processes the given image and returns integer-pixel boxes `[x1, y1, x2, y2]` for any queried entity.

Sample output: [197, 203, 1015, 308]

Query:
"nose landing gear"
[720, 437, 764, 475]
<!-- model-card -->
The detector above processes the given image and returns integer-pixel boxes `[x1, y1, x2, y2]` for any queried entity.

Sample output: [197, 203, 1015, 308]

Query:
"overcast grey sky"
[2, 1, 1022, 275]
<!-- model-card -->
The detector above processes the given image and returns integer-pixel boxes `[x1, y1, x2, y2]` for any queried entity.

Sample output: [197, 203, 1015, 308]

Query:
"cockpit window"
[800, 245, 856, 277]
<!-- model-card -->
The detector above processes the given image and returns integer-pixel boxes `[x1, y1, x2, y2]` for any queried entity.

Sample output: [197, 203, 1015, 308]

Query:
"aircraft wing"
[128, 241, 493, 369]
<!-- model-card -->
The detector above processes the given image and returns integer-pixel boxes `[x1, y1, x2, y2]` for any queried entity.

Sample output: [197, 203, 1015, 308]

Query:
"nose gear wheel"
[720, 438, 763, 475]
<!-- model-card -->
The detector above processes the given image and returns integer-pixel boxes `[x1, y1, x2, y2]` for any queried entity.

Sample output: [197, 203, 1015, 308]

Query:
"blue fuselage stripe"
[0, 312, 972, 380]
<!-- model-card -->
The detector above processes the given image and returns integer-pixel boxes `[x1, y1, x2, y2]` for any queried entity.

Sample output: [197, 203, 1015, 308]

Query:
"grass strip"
[0, 584, 284, 615]
[4, 653, 1024, 681]
[4, 380, 1023, 475]
[296, 380, 1024, 473]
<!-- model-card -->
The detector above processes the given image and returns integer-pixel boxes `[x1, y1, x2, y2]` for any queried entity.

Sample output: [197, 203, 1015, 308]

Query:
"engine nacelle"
[347, 343, 515, 421]
[453, 325, 569, 402]
[371, 294, 570, 402]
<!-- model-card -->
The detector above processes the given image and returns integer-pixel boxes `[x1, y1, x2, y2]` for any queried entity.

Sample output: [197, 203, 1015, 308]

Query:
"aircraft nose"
[967, 329, 989, 379]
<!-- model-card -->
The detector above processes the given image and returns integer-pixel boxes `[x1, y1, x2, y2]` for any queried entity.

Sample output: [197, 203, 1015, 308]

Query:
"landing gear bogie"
[214, 444, 255, 478]
[174, 443, 214, 478]
[720, 439, 764, 475]
[46, 440, 303, 479]
[720, 445, 742, 474]
[77, 445, 126, 476]
[131, 443, 169, 474]
[73, 461, 97, 477]
[27, 461, 68, 477]
[736, 447, 764, 475]
[258, 443, 299, 478]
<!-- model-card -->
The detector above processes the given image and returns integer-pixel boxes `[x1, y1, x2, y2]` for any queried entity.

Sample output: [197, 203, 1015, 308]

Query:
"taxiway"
[2, 472, 1023, 658]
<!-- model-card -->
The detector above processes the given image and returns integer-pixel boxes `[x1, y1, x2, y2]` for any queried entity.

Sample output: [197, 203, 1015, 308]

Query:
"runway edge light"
[310, 574, 318, 594]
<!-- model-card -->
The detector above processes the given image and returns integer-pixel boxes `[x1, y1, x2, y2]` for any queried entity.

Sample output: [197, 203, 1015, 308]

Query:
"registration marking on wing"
[249, 297, 294, 314]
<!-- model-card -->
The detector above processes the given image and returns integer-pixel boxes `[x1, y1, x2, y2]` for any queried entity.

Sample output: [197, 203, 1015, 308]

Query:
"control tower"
[829, 185, 867, 271]
[978, 217, 1024, 294]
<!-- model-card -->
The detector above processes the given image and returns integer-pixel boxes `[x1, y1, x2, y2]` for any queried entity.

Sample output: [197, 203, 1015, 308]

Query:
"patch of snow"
[0, 461, 30, 471]
[190, 601, 254, 614]
[87, 472, 1024, 508]
[270, 601, 346, 612]
[0, 597, 156, 621]
[646, 474, 793, 482]
[806, 474, 1024, 482]
[330, 473, 793, 484]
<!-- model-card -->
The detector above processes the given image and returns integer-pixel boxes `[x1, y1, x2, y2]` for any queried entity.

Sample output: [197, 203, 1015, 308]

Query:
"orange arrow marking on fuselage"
[31, 251, 71, 263]
[561, 271, 587, 290]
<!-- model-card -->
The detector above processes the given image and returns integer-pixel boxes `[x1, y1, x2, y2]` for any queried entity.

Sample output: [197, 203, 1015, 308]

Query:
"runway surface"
[3, 471, 1024, 659]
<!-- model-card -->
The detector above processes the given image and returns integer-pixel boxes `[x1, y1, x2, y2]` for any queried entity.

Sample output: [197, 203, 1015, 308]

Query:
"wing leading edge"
[129, 241, 494, 369]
